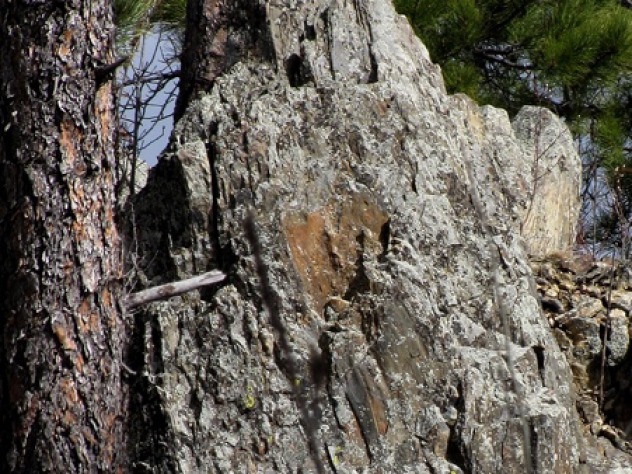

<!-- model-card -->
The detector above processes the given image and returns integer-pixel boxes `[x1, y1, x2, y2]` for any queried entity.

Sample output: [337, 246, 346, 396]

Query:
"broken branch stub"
[124, 270, 226, 310]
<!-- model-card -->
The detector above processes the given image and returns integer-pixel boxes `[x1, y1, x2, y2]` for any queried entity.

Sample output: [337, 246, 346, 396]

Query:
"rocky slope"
[124, 0, 630, 472]
[531, 254, 632, 469]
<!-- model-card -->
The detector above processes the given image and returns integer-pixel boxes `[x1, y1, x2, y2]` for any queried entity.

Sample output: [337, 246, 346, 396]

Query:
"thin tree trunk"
[0, 1, 127, 471]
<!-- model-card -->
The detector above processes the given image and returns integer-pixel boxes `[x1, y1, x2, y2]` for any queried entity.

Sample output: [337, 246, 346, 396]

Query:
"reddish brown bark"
[175, 0, 273, 120]
[0, 1, 128, 471]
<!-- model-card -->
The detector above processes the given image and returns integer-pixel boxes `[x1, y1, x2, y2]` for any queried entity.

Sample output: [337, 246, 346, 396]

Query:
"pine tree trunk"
[0, 1, 127, 471]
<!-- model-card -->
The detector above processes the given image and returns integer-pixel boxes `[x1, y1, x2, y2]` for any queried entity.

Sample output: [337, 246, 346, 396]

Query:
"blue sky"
[119, 30, 179, 167]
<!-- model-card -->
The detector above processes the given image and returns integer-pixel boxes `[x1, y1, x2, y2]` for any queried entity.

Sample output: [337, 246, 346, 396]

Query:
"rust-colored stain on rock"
[364, 378, 389, 436]
[284, 195, 388, 313]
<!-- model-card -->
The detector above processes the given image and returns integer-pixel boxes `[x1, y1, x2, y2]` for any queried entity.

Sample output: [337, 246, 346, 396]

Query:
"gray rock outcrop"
[125, 1, 620, 472]
[513, 107, 582, 256]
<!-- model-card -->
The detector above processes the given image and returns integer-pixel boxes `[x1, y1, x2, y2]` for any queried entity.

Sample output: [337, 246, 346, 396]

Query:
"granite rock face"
[126, 1, 599, 472]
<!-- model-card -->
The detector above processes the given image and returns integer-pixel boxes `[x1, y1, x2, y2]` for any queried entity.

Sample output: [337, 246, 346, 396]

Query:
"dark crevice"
[445, 383, 469, 471]
[124, 155, 191, 284]
[601, 345, 632, 438]
[445, 427, 468, 473]
[189, 389, 203, 424]
[304, 21, 316, 40]
[286, 54, 303, 87]
[309, 343, 329, 389]
[379, 219, 391, 257]
[320, 8, 330, 35]
[540, 297, 564, 314]
[344, 232, 371, 301]
[529, 421, 538, 473]
[285, 52, 314, 88]
[22, 413, 40, 473]
[126, 312, 177, 472]
[533, 345, 546, 386]
[148, 315, 165, 378]
[205, 139, 223, 268]
[368, 51, 378, 83]
[202, 136, 237, 302]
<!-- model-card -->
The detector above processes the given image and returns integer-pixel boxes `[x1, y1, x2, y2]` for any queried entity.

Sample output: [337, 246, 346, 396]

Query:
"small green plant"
[332, 446, 343, 466]
[242, 385, 256, 411]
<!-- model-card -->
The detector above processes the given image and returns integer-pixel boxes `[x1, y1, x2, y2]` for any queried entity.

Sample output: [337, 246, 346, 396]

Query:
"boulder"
[125, 0, 623, 472]
[513, 108, 582, 256]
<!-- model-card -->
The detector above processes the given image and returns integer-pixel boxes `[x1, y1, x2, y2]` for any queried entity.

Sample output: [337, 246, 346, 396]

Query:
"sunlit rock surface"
[125, 1, 629, 472]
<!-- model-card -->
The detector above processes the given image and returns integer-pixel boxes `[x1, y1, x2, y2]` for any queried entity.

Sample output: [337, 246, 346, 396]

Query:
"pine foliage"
[395, 0, 632, 252]
[114, 0, 186, 54]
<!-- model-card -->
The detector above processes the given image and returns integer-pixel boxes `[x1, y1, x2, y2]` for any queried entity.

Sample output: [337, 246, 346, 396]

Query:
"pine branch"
[474, 48, 533, 71]
[95, 56, 129, 85]
[118, 70, 180, 88]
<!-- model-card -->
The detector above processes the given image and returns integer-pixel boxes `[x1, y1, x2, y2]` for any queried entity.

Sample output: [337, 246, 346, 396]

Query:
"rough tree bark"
[0, 1, 127, 471]
[175, 0, 274, 121]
